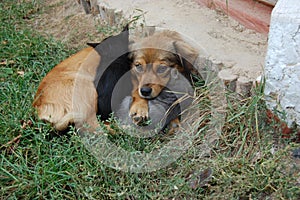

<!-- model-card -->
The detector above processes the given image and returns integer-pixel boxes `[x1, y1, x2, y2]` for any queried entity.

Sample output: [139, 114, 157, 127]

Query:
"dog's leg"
[129, 89, 149, 125]
[166, 117, 180, 135]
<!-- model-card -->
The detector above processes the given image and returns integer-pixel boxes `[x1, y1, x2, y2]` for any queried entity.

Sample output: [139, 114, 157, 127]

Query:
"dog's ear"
[87, 42, 100, 48]
[128, 50, 136, 63]
[122, 23, 129, 32]
[173, 41, 199, 75]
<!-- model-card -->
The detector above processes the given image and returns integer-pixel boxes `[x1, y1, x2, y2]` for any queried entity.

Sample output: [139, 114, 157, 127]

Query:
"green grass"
[1, 0, 300, 199]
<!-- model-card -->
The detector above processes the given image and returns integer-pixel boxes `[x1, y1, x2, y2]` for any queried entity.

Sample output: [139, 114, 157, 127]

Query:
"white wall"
[265, 0, 300, 126]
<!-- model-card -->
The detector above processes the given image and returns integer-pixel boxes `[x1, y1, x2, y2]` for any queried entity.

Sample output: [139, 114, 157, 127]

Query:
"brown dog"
[128, 30, 199, 127]
[33, 27, 130, 132]
[32, 47, 100, 131]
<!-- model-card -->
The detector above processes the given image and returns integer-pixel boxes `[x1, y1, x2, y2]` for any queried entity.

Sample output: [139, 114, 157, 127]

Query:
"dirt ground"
[30, 0, 268, 81]
[29, 0, 107, 50]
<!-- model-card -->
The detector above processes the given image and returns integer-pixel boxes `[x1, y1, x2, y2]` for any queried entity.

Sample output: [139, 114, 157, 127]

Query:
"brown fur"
[129, 30, 199, 126]
[32, 47, 100, 131]
[33, 26, 130, 133]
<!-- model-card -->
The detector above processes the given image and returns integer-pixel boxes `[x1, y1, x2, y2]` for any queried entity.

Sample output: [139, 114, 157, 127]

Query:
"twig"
[1, 134, 22, 149]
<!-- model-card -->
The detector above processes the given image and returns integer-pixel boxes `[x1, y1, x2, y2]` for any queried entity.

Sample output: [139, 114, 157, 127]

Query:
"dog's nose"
[140, 87, 152, 97]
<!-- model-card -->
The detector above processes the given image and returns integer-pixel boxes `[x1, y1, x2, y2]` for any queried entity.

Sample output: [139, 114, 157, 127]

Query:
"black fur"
[93, 26, 132, 120]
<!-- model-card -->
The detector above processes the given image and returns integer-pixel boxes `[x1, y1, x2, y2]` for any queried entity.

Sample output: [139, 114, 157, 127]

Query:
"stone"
[236, 76, 252, 97]
[218, 69, 238, 91]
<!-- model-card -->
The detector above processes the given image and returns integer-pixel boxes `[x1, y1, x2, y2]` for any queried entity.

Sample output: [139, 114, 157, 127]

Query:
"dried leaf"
[17, 71, 25, 76]
[0, 60, 15, 65]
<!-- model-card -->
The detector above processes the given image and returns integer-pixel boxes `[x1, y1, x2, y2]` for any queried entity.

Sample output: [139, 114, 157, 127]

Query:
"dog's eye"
[134, 63, 144, 73]
[157, 65, 168, 74]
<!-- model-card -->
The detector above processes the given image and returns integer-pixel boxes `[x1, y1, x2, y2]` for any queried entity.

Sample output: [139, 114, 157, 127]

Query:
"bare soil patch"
[29, 0, 107, 50]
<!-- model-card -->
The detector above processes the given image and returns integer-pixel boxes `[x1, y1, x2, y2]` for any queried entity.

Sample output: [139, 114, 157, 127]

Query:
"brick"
[194, 0, 273, 34]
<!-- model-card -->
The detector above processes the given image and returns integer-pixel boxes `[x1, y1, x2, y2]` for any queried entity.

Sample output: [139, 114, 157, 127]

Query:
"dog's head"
[129, 30, 199, 99]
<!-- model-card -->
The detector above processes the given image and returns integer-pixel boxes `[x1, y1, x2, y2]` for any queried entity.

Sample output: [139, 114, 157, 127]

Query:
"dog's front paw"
[129, 103, 149, 126]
